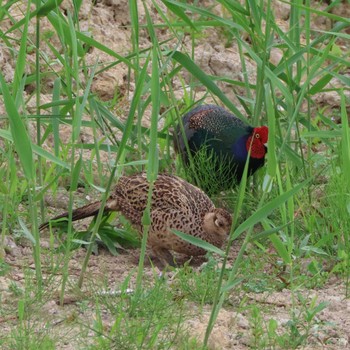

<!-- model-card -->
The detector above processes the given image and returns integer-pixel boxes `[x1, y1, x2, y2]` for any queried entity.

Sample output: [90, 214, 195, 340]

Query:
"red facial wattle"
[246, 126, 269, 159]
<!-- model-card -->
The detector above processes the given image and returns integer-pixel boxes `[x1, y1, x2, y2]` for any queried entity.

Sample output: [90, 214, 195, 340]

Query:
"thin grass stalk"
[289, 0, 302, 84]
[27, 181, 43, 295]
[236, 30, 253, 109]
[278, 36, 335, 165]
[59, 11, 81, 304]
[0, 150, 13, 258]
[2, 0, 44, 292]
[204, 146, 273, 344]
[285, 166, 295, 253]
[291, 2, 311, 202]
[304, 0, 312, 189]
[52, 78, 61, 157]
[77, 55, 151, 289]
[276, 165, 287, 231]
[284, 164, 296, 295]
[148, 1, 185, 160]
[135, 183, 153, 301]
[0, 76, 43, 294]
[204, 172, 310, 347]
[251, 5, 266, 126]
[190, 11, 196, 103]
[340, 90, 350, 296]
[267, 84, 292, 265]
[204, 150, 251, 346]
[134, 3, 161, 298]
[253, 0, 273, 192]
[129, 0, 143, 166]
[266, 83, 277, 180]
[35, 0, 45, 221]
[89, 107, 104, 182]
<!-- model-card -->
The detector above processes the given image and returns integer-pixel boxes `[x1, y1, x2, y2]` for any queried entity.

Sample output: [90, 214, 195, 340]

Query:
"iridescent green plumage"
[175, 105, 268, 194]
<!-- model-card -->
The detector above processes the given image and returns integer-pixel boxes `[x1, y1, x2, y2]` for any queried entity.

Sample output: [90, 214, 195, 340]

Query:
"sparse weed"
[177, 145, 240, 196]
[171, 256, 227, 306]
[86, 277, 186, 349]
[248, 294, 329, 350]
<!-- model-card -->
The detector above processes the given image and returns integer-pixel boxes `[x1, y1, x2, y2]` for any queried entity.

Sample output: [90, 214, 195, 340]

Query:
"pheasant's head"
[246, 126, 269, 159]
[203, 208, 232, 244]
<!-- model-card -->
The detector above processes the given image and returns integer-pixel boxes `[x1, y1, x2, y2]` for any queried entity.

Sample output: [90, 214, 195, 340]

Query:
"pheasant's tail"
[39, 201, 104, 231]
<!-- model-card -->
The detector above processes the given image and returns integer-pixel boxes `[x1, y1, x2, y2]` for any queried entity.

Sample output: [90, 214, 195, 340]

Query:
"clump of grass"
[45, 212, 140, 256]
[313, 169, 350, 276]
[1, 268, 59, 350]
[171, 256, 227, 306]
[177, 145, 241, 196]
[247, 294, 329, 349]
[86, 277, 187, 349]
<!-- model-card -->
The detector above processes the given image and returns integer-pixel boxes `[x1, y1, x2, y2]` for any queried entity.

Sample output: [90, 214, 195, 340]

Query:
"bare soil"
[2, 234, 350, 349]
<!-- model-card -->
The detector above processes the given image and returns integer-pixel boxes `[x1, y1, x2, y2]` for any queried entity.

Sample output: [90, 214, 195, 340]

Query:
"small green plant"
[248, 294, 329, 349]
[1, 269, 59, 350]
[0, 260, 11, 276]
[46, 213, 140, 256]
[8, 281, 24, 297]
[86, 276, 187, 349]
[249, 305, 269, 349]
[172, 256, 226, 305]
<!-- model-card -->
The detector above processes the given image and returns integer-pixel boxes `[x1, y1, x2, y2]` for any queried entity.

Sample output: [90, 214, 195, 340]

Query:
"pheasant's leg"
[151, 246, 177, 268]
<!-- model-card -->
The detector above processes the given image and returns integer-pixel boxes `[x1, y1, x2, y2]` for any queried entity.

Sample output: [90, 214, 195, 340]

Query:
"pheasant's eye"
[215, 219, 223, 227]
[255, 133, 260, 139]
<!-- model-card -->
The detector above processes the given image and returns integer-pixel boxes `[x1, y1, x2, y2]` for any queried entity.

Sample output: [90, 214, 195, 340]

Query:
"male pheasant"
[174, 104, 268, 194]
[40, 173, 232, 266]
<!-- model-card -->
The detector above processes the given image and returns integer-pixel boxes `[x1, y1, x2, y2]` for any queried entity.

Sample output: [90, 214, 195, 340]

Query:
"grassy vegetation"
[0, 0, 350, 348]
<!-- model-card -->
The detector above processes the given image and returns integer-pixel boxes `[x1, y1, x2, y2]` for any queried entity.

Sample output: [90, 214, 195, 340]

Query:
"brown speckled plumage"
[40, 173, 232, 266]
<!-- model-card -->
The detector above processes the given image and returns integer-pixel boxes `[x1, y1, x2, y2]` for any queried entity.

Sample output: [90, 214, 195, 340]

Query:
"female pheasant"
[174, 104, 268, 194]
[40, 173, 232, 267]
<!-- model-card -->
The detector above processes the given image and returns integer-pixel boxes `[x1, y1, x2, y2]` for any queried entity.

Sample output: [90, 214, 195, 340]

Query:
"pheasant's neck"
[231, 135, 249, 161]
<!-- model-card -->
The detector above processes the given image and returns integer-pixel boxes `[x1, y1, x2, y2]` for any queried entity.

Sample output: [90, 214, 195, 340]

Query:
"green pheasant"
[174, 104, 269, 193]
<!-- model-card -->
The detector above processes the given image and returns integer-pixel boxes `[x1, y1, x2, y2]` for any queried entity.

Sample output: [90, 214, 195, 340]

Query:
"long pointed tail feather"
[39, 201, 104, 231]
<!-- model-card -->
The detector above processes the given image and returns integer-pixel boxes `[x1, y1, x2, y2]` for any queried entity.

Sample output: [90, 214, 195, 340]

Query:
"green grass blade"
[147, 31, 160, 181]
[269, 233, 292, 264]
[37, 0, 64, 17]
[265, 83, 277, 179]
[171, 230, 225, 256]
[0, 74, 34, 181]
[12, 2, 30, 95]
[78, 54, 151, 289]
[170, 51, 247, 122]
[308, 74, 333, 95]
[340, 90, 350, 177]
[233, 178, 311, 239]
[51, 78, 61, 156]
[162, 0, 197, 30]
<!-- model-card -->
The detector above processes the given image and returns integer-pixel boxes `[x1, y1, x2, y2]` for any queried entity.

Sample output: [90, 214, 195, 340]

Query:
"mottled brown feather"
[40, 173, 232, 266]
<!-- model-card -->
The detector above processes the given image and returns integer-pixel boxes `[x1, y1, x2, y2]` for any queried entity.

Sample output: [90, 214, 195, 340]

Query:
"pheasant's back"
[112, 173, 214, 218]
[185, 104, 247, 135]
[175, 104, 249, 154]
